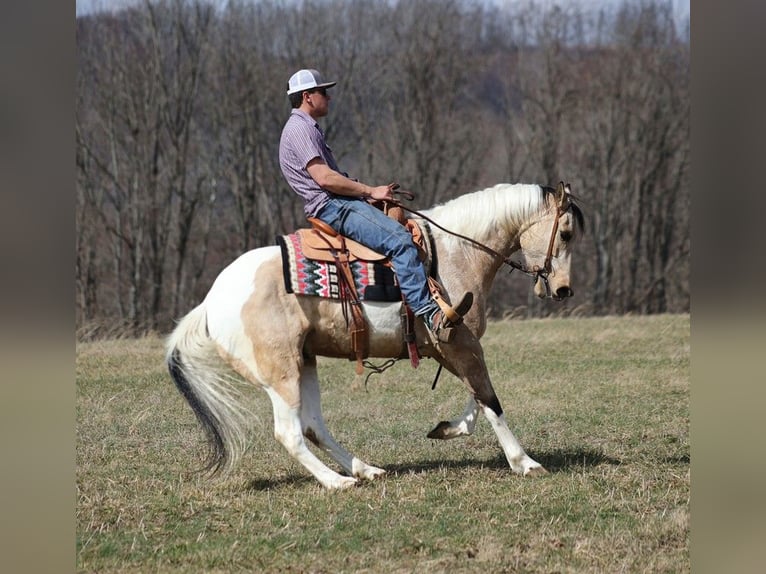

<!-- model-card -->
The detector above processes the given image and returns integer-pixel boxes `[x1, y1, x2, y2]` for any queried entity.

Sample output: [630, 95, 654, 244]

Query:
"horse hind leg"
[299, 359, 386, 481]
[264, 384, 358, 490]
[427, 396, 481, 440]
[214, 341, 357, 490]
[227, 329, 358, 489]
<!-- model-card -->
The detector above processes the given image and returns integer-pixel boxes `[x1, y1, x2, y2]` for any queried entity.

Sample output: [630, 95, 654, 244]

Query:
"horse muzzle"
[552, 286, 573, 300]
[534, 276, 573, 300]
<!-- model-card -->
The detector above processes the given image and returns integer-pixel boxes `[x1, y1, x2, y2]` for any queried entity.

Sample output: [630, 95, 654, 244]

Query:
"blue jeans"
[317, 197, 434, 314]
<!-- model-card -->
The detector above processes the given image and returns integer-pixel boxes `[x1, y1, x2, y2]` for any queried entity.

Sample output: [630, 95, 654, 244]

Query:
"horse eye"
[560, 230, 572, 242]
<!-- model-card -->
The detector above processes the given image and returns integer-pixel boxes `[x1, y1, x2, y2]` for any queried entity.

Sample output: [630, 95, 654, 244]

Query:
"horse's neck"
[426, 184, 544, 294]
[426, 185, 539, 249]
[431, 227, 516, 301]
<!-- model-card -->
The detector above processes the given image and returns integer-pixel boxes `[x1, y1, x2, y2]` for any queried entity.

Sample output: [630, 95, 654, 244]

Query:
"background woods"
[76, 0, 689, 337]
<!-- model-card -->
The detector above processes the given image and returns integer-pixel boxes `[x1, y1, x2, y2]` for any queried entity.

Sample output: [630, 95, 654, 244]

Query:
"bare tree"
[574, 0, 689, 314]
[76, 0, 216, 331]
[75, 0, 689, 335]
[356, 0, 492, 207]
[205, 1, 308, 255]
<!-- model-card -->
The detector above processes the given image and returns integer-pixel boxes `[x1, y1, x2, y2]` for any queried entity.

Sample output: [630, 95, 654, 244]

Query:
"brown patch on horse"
[237, 255, 306, 408]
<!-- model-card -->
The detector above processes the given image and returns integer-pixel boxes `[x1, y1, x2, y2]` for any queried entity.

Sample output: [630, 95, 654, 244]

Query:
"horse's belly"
[304, 301, 407, 359]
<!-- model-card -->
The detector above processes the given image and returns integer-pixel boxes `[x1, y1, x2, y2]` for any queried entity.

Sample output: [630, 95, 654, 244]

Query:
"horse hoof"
[524, 466, 549, 477]
[364, 467, 387, 480]
[426, 421, 453, 439]
[327, 476, 359, 490]
[353, 462, 387, 481]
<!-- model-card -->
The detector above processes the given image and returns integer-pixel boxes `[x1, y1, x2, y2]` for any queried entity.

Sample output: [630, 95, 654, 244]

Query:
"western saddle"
[300, 196, 461, 374]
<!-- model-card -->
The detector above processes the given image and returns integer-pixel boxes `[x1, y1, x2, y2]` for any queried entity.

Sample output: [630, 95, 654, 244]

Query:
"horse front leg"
[474, 383, 547, 476]
[482, 407, 548, 477]
[426, 396, 480, 439]
[436, 335, 548, 477]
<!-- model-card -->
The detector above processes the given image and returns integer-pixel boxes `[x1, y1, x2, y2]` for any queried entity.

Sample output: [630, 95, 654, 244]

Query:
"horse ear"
[556, 181, 570, 211]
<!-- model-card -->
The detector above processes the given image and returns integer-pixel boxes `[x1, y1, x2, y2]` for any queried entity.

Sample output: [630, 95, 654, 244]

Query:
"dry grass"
[77, 314, 689, 573]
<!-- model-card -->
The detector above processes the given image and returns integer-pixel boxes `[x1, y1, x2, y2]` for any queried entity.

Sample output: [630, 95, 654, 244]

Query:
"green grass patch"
[77, 314, 689, 572]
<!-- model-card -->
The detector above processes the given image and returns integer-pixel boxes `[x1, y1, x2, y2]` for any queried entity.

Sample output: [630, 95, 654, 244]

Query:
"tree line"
[76, 0, 689, 338]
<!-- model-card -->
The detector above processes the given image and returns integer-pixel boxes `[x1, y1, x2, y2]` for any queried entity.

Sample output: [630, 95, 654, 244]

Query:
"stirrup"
[427, 292, 473, 343]
[434, 291, 473, 326]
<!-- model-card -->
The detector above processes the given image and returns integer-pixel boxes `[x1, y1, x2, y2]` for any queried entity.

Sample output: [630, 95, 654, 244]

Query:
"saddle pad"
[276, 233, 402, 302]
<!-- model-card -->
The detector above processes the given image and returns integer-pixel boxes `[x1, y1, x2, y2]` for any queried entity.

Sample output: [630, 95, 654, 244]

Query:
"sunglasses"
[309, 88, 328, 97]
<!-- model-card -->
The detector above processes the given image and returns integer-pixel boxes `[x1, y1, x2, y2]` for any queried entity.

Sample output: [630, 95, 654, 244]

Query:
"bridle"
[389, 188, 568, 298]
[507, 202, 566, 298]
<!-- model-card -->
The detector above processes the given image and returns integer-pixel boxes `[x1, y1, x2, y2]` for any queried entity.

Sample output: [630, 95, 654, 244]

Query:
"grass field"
[76, 314, 689, 573]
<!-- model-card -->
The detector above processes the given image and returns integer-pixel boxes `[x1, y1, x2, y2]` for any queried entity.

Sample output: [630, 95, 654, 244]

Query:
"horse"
[166, 182, 585, 489]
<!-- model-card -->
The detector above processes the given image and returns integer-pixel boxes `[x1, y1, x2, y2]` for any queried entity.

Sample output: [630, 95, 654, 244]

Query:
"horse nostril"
[556, 287, 573, 299]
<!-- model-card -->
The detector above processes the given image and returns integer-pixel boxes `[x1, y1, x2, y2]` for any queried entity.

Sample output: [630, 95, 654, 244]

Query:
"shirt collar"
[292, 108, 318, 128]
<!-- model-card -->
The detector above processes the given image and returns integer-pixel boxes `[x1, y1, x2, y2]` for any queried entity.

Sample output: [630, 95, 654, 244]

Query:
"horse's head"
[517, 182, 584, 301]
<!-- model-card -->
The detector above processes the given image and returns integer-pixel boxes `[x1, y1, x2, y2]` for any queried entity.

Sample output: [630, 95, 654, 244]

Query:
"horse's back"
[205, 246, 287, 344]
[204, 244, 406, 360]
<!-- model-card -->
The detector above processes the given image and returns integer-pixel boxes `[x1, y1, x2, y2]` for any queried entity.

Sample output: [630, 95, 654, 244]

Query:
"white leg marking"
[427, 397, 481, 439]
[482, 407, 547, 476]
[300, 365, 385, 481]
[266, 387, 357, 490]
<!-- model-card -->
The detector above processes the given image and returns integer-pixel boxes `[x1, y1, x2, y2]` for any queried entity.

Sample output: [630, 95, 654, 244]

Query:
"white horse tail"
[165, 302, 251, 476]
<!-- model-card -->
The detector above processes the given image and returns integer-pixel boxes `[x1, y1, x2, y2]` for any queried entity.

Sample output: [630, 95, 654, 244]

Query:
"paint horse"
[166, 182, 585, 489]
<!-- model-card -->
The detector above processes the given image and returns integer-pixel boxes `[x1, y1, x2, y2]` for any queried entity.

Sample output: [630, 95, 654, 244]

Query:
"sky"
[76, 0, 690, 24]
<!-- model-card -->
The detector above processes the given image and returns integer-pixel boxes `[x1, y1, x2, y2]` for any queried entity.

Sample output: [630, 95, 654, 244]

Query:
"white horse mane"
[423, 183, 548, 246]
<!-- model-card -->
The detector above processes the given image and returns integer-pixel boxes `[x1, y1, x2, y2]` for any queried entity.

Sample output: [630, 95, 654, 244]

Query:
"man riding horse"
[278, 68, 473, 342]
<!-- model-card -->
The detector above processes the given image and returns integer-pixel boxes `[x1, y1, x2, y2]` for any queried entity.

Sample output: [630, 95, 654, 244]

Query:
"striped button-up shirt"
[279, 109, 342, 218]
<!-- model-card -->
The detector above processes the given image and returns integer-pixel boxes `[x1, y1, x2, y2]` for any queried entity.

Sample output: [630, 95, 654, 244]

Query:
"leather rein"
[388, 188, 566, 297]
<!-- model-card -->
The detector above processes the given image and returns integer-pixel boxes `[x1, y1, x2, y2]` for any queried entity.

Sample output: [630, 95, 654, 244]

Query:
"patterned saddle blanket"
[276, 232, 403, 302]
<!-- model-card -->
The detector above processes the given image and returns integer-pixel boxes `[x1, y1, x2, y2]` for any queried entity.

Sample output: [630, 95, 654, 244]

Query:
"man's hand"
[368, 184, 396, 201]
[307, 159, 398, 201]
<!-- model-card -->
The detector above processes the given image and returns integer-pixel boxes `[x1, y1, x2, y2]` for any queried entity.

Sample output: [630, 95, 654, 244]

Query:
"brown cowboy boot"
[422, 292, 474, 343]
